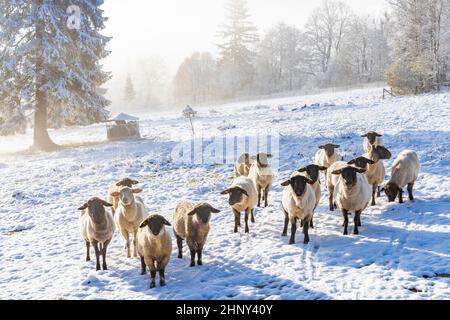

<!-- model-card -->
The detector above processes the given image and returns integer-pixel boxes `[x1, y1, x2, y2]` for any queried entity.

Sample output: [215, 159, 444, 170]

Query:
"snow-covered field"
[0, 87, 449, 300]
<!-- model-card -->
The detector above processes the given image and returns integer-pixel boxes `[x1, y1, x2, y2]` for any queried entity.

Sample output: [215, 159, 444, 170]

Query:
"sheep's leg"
[407, 183, 415, 201]
[251, 209, 255, 223]
[120, 229, 131, 258]
[197, 243, 204, 266]
[187, 239, 196, 267]
[157, 260, 168, 287]
[371, 184, 377, 206]
[303, 218, 310, 244]
[85, 241, 91, 262]
[398, 189, 404, 204]
[353, 211, 362, 235]
[329, 186, 334, 211]
[101, 239, 110, 270]
[133, 231, 138, 258]
[377, 186, 381, 197]
[310, 216, 314, 229]
[92, 240, 101, 271]
[264, 186, 269, 207]
[342, 210, 349, 235]
[244, 210, 250, 233]
[257, 185, 262, 207]
[140, 255, 146, 275]
[175, 232, 183, 259]
[289, 218, 297, 245]
[282, 209, 289, 236]
[148, 259, 156, 289]
[233, 209, 240, 233]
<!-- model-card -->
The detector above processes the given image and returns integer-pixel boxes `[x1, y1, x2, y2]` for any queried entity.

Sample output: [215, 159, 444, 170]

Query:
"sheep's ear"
[210, 207, 221, 213]
[241, 189, 249, 197]
[318, 166, 328, 171]
[380, 187, 385, 192]
[78, 203, 88, 210]
[361, 134, 368, 137]
[101, 201, 113, 207]
[318, 145, 325, 149]
[367, 159, 376, 165]
[132, 188, 143, 194]
[221, 189, 231, 195]
[131, 179, 139, 185]
[298, 167, 307, 173]
[115, 182, 122, 186]
[281, 180, 291, 187]
[347, 160, 356, 165]
[139, 219, 149, 228]
[331, 170, 342, 175]
[306, 178, 315, 185]
[266, 153, 273, 158]
[376, 133, 383, 137]
[187, 209, 197, 216]
[162, 218, 171, 226]
[332, 144, 340, 148]
[356, 168, 367, 174]
[110, 191, 120, 197]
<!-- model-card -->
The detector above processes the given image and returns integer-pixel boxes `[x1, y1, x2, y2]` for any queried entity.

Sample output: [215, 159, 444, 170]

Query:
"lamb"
[362, 131, 383, 153]
[110, 186, 146, 258]
[331, 166, 371, 235]
[107, 178, 139, 214]
[348, 145, 392, 206]
[248, 153, 274, 208]
[314, 144, 340, 181]
[137, 214, 172, 288]
[326, 161, 348, 211]
[173, 201, 220, 267]
[296, 164, 328, 228]
[78, 198, 115, 271]
[221, 176, 258, 233]
[234, 153, 251, 177]
[281, 174, 316, 244]
[382, 150, 420, 203]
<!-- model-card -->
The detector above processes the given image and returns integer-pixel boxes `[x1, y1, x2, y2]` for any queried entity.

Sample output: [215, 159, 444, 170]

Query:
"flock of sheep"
[78, 131, 420, 288]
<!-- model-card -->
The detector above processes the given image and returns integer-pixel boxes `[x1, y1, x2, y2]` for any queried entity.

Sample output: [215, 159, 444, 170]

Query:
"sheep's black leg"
[233, 209, 240, 233]
[399, 189, 404, 204]
[189, 249, 196, 267]
[85, 241, 91, 262]
[310, 216, 314, 229]
[244, 210, 249, 233]
[371, 184, 377, 206]
[102, 239, 110, 270]
[264, 187, 269, 207]
[251, 209, 255, 223]
[407, 183, 414, 201]
[175, 232, 183, 259]
[303, 219, 310, 244]
[377, 186, 381, 197]
[197, 246, 203, 266]
[92, 241, 101, 271]
[342, 210, 349, 235]
[353, 211, 361, 235]
[289, 218, 297, 245]
[149, 260, 156, 288]
[257, 185, 262, 207]
[282, 209, 289, 236]
[329, 186, 335, 211]
[140, 256, 146, 275]
[159, 269, 166, 287]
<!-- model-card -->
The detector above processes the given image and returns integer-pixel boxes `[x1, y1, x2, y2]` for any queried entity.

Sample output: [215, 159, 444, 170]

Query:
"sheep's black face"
[189, 204, 221, 223]
[116, 178, 139, 187]
[384, 183, 399, 202]
[363, 131, 382, 145]
[373, 146, 392, 160]
[319, 144, 340, 157]
[221, 187, 248, 206]
[348, 157, 374, 169]
[298, 165, 327, 183]
[281, 176, 313, 197]
[78, 198, 112, 224]
[141, 215, 171, 236]
[332, 167, 366, 189]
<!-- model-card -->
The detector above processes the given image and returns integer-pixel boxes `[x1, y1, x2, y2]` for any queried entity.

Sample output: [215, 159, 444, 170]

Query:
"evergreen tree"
[0, 0, 111, 150]
[124, 74, 136, 102]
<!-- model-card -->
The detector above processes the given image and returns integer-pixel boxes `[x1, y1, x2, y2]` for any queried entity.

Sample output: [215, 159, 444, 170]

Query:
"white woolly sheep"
[326, 161, 348, 211]
[314, 144, 341, 181]
[78, 197, 115, 271]
[110, 186, 146, 258]
[234, 153, 251, 177]
[348, 145, 392, 206]
[362, 131, 383, 154]
[107, 177, 139, 214]
[331, 166, 372, 235]
[221, 176, 258, 233]
[173, 201, 220, 267]
[137, 214, 172, 288]
[248, 153, 274, 208]
[383, 150, 420, 203]
[281, 174, 316, 244]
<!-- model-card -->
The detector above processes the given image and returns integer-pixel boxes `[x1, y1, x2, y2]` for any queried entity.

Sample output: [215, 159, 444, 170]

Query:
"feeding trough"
[106, 113, 141, 141]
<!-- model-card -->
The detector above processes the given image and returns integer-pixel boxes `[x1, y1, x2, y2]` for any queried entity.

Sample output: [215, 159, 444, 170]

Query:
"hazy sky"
[102, 0, 389, 76]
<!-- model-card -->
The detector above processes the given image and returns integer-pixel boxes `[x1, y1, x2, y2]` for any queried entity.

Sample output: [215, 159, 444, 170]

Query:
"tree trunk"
[32, 0, 58, 151]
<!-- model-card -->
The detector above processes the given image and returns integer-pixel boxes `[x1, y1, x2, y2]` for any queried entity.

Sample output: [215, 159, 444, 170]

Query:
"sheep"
[296, 164, 328, 228]
[173, 201, 220, 267]
[314, 144, 341, 181]
[348, 145, 392, 206]
[221, 176, 258, 233]
[78, 197, 115, 271]
[234, 153, 251, 177]
[281, 174, 316, 244]
[382, 150, 420, 203]
[110, 186, 146, 258]
[248, 153, 274, 208]
[107, 178, 139, 214]
[362, 131, 383, 153]
[331, 166, 371, 235]
[326, 161, 348, 211]
[137, 214, 172, 288]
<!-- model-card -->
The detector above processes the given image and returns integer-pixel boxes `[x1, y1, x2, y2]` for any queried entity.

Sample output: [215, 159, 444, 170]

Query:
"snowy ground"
[0, 87, 449, 300]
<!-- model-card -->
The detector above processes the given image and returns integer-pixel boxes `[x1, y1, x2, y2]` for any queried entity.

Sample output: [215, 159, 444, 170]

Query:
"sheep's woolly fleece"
[0, 87, 449, 300]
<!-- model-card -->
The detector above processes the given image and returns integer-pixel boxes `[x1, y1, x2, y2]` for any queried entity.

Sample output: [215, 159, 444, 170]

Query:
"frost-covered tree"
[124, 74, 136, 102]
[217, 0, 259, 97]
[0, 0, 111, 150]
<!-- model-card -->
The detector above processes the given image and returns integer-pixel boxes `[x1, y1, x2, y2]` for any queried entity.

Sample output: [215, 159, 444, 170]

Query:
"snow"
[0, 87, 449, 300]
